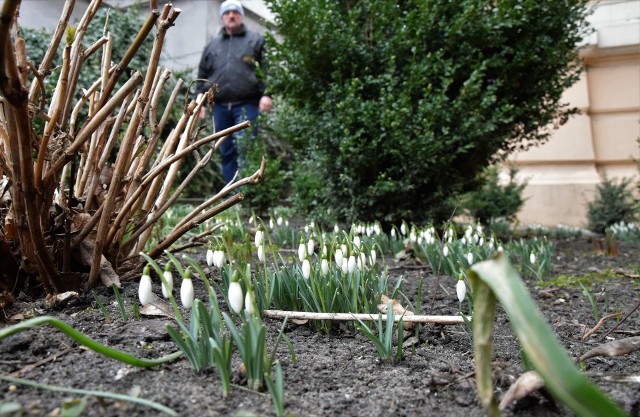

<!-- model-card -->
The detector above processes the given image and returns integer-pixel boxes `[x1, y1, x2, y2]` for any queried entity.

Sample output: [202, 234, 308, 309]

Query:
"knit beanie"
[220, 0, 244, 18]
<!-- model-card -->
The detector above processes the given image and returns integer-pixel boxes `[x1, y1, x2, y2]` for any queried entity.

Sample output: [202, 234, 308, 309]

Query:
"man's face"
[222, 10, 242, 34]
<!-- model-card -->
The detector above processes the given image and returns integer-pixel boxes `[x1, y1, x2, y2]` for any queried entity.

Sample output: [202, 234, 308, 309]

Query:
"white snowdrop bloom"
[461, 236, 467, 245]
[391, 228, 396, 239]
[334, 248, 344, 267]
[478, 237, 484, 247]
[443, 245, 449, 257]
[302, 258, 311, 279]
[206, 249, 215, 266]
[307, 238, 315, 256]
[304, 225, 309, 234]
[410, 231, 417, 242]
[162, 269, 173, 299]
[180, 276, 194, 309]
[277, 216, 283, 226]
[228, 281, 244, 314]
[254, 229, 263, 248]
[341, 244, 348, 255]
[322, 245, 328, 257]
[370, 249, 377, 265]
[321, 258, 329, 276]
[465, 226, 473, 238]
[285, 219, 289, 227]
[245, 291, 255, 314]
[476, 224, 483, 235]
[269, 218, 274, 230]
[467, 252, 474, 265]
[334, 224, 340, 234]
[249, 215, 255, 224]
[298, 241, 306, 262]
[474, 234, 480, 244]
[213, 250, 225, 268]
[341, 257, 349, 274]
[497, 245, 504, 253]
[456, 278, 467, 303]
[258, 244, 265, 262]
[138, 267, 153, 306]
[353, 235, 361, 249]
[448, 236, 453, 244]
[347, 255, 357, 274]
[530, 252, 537, 264]
[359, 252, 366, 270]
[400, 223, 407, 236]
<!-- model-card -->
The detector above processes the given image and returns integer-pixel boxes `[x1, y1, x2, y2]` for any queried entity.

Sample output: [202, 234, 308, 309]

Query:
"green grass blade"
[470, 254, 628, 417]
[0, 374, 177, 416]
[0, 316, 182, 368]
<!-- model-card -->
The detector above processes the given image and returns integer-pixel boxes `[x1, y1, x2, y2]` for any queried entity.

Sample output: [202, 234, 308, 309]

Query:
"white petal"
[334, 248, 343, 267]
[162, 271, 173, 298]
[228, 282, 244, 314]
[298, 243, 306, 262]
[302, 259, 311, 279]
[347, 255, 356, 274]
[245, 291, 254, 314]
[321, 259, 329, 276]
[138, 274, 153, 306]
[206, 249, 215, 266]
[180, 278, 194, 309]
[456, 279, 466, 303]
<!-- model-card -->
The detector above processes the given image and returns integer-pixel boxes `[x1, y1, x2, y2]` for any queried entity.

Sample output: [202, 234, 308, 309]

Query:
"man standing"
[197, 0, 272, 183]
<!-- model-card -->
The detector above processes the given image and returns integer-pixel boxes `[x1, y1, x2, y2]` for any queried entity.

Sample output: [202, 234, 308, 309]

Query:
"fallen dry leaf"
[378, 294, 415, 330]
[580, 336, 640, 362]
[77, 240, 121, 288]
[499, 370, 545, 410]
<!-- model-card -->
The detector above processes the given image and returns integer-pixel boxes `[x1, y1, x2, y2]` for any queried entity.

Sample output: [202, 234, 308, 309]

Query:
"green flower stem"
[0, 316, 182, 368]
[0, 374, 177, 416]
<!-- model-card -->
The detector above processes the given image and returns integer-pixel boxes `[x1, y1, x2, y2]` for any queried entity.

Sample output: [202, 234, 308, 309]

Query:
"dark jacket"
[196, 24, 266, 104]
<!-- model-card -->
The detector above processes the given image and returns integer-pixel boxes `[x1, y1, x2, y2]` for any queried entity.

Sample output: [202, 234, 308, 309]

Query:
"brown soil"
[1, 238, 640, 417]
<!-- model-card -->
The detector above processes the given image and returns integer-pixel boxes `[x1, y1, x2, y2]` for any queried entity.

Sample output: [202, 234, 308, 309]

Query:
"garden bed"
[1, 237, 639, 417]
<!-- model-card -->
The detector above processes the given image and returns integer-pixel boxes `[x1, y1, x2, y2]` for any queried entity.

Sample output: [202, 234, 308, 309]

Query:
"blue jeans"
[213, 102, 260, 183]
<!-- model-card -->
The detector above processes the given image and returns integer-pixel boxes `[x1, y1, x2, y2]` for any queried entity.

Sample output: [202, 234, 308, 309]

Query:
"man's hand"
[259, 96, 273, 113]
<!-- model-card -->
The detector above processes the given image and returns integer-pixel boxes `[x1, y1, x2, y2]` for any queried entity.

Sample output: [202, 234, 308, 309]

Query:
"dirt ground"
[1, 237, 639, 417]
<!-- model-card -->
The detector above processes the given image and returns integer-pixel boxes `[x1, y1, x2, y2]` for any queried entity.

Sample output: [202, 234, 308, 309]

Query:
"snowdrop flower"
[298, 238, 306, 262]
[443, 245, 449, 257]
[410, 230, 417, 242]
[400, 223, 407, 236]
[341, 257, 349, 274]
[307, 237, 315, 256]
[228, 278, 244, 314]
[358, 252, 366, 270]
[391, 228, 396, 239]
[497, 245, 504, 253]
[334, 248, 343, 267]
[370, 249, 377, 265]
[257, 244, 265, 262]
[162, 264, 173, 299]
[213, 249, 225, 268]
[180, 270, 194, 309]
[334, 224, 340, 234]
[478, 237, 484, 247]
[353, 235, 361, 249]
[321, 257, 329, 276]
[277, 216, 283, 226]
[341, 243, 348, 255]
[530, 252, 536, 264]
[347, 255, 357, 274]
[466, 252, 474, 265]
[254, 229, 263, 248]
[206, 248, 215, 267]
[322, 245, 328, 257]
[302, 257, 311, 279]
[245, 290, 255, 315]
[456, 275, 467, 303]
[138, 265, 153, 306]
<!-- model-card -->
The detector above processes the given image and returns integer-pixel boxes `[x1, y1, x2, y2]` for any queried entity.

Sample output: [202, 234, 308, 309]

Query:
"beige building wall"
[510, 0, 640, 227]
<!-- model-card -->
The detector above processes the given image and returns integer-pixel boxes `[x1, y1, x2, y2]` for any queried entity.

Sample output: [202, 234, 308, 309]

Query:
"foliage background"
[264, 0, 590, 227]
